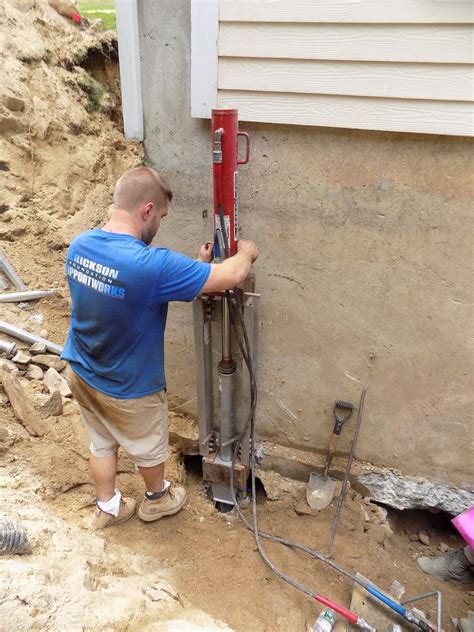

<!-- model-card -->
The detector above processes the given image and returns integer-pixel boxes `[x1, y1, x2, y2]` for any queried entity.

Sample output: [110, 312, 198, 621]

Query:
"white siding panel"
[219, 23, 474, 64]
[219, 59, 474, 102]
[220, 1, 474, 24]
[218, 91, 474, 136]
[191, 0, 219, 118]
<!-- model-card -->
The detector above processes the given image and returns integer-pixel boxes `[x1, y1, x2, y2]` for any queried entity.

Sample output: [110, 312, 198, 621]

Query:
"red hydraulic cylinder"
[212, 109, 249, 258]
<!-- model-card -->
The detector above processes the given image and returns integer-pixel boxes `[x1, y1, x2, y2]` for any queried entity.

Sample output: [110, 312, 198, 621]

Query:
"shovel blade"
[306, 473, 337, 510]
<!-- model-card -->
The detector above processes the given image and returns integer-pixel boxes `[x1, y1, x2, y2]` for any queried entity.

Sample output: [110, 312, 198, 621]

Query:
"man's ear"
[142, 202, 154, 220]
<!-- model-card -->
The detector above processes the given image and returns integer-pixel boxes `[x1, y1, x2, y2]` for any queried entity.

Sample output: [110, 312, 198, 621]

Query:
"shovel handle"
[323, 400, 355, 476]
[323, 432, 340, 476]
[333, 399, 355, 434]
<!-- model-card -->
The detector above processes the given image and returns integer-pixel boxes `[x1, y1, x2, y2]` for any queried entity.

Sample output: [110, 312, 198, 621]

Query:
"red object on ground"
[211, 109, 250, 258]
[72, 11, 81, 23]
[315, 593, 359, 624]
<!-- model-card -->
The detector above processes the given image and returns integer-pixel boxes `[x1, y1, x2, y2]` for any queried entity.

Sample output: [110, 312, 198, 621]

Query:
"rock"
[28, 313, 44, 325]
[143, 580, 181, 606]
[30, 354, 66, 372]
[357, 470, 474, 515]
[439, 542, 450, 554]
[408, 532, 419, 542]
[3, 94, 25, 112]
[44, 368, 72, 398]
[0, 426, 11, 456]
[13, 0, 36, 12]
[29, 342, 47, 355]
[48, 0, 77, 20]
[25, 364, 43, 380]
[0, 112, 25, 134]
[294, 500, 320, 517]
[41, 391, 63, 417]
[257, 470, 306, 501]
[372, 505, 389, 524]
[12, 351, 32, 366]
[0, 358, 19, 374]
[39, 329, 48, 338]
[365, 522, 392, 546]
[418, 531, 430, 546]
[0, 369, 46, 436]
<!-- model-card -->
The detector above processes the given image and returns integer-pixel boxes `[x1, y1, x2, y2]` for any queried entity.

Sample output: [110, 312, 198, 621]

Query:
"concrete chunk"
[0, 368, 45, 436]
[3, 95, 25, 112]
[0, 358, 19, 374]
[30, 354, 66, 372]
[25, 364, 44, 380]
[43, 368, 71, 398]
[12, 351, 32, 366]
[41, 391, 63, 417]
[29, 342, 47, 355]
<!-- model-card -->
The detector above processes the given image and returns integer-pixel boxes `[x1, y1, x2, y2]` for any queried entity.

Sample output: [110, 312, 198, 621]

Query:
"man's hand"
[238, 239, 259, 263]
[198, 241, 214, 263]
[199, 238, 259, 294]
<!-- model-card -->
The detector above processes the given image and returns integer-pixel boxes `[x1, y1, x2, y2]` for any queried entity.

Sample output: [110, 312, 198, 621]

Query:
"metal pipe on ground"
[0, 254, 27, 291]
[0, 339, 17, 357]
[0, 290, 56, 303]
[0, 321, 63, 356]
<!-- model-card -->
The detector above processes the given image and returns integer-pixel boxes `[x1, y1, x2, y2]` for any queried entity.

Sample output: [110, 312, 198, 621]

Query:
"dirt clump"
[0, 0, 141, 335]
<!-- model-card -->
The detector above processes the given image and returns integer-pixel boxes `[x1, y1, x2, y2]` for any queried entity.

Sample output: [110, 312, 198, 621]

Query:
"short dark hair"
[113, 166, 173, 211]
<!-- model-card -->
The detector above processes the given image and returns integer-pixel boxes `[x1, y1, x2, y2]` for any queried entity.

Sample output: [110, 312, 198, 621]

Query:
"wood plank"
[220, 1, 474, 24]
[1, 369, 46, 437]
[217, 90, 474, 136]
[219, 59, 473, 102]
[219, 23, 474, 64]
[191, 0, 219, 118]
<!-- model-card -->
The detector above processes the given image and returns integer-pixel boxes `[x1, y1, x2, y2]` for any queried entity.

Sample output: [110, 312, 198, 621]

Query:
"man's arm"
[199, 239, 258, 294]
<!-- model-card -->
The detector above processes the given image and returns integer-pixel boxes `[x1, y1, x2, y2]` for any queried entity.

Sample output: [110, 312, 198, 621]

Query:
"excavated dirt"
[0, 1, 472, 630]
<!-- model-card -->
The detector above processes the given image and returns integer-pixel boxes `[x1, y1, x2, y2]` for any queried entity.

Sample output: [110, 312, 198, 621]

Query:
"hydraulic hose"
[216, 237, 435, 632]
[225, 289, 434, 632]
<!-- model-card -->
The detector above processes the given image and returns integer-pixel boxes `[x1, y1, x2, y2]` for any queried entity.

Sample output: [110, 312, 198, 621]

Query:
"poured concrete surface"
[137, 1, 473, 493]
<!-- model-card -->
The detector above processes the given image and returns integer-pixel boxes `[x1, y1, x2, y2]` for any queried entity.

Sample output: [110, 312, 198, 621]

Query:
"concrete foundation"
[138, 1, 473, 498]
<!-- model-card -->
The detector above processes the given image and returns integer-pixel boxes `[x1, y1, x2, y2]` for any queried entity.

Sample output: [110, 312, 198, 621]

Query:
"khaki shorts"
[65, 365, 169, 468]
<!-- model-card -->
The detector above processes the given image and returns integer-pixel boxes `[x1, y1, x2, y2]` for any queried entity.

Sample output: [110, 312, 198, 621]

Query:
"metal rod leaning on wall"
[0, 290, 56, 303]
[0, 254, 27, 291]
[0, 321, 63, 355]
[326, 381, 369, 558]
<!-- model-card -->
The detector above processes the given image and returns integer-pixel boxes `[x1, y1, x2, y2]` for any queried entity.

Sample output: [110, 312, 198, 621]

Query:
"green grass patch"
[78, 0, 116, 30]
[77, 71, 106, 111]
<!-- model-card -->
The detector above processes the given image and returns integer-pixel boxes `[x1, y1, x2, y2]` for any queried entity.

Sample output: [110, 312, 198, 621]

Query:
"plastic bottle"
[311, 608, 336, 632]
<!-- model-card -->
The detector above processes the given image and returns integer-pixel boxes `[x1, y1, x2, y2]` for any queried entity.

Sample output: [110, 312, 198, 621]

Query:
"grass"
[77, 0, 116, 30]
[77, 71, 106, 111]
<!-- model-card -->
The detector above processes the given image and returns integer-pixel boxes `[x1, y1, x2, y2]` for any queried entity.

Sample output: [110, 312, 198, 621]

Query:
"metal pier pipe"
[0, 339, 17, 357]
[218, 297, 236, 462]
[0, 321, 63, 355]
[0, 290, 55, 303]
[0, 254, 27, 291]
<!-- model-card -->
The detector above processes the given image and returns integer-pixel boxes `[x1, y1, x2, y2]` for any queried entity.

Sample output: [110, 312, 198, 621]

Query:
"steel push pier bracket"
[193, 291, 260, 506]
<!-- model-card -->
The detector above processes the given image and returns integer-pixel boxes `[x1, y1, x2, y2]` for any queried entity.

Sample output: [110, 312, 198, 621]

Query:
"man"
[62, 166, 258, 528]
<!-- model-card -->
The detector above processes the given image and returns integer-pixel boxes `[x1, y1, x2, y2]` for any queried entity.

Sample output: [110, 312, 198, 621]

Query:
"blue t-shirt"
[62, 229, 211, 398]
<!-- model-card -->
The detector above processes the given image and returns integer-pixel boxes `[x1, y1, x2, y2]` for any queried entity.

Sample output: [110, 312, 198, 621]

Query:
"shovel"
[306, 400, 355, 510]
